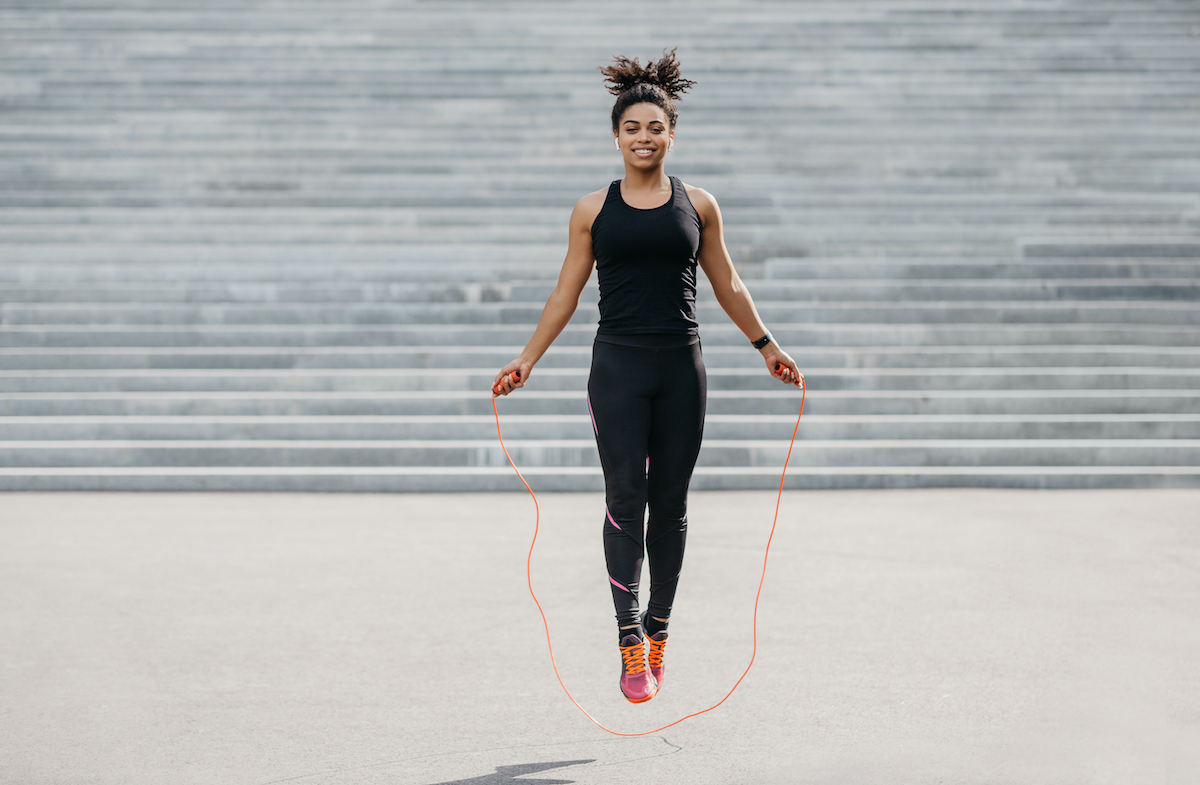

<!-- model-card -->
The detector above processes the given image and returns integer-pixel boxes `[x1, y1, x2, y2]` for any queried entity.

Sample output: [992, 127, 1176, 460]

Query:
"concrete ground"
[1, 490, 1197, 785]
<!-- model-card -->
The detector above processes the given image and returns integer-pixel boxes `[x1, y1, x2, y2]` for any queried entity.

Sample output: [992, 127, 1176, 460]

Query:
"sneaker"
[618, 634, 658, 703]
[645, 630, 668, 689]
[639, 610, 669, 689]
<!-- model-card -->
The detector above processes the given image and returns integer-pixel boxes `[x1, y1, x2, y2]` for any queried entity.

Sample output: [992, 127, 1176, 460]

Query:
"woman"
[492, 49, 802, 704]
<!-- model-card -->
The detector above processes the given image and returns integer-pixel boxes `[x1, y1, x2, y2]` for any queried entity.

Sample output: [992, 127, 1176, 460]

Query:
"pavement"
[1, 489, 1197, 784]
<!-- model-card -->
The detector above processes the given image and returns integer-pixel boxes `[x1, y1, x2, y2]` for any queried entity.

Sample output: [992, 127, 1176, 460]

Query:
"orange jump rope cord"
[492, 378, 805, 737]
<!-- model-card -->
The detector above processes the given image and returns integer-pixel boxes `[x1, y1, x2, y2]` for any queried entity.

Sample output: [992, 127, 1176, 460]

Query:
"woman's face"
[614, 102, 673, 168]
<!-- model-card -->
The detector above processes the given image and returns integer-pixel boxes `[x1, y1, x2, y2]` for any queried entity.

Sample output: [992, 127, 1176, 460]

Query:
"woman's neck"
[621, 166, 670, 192]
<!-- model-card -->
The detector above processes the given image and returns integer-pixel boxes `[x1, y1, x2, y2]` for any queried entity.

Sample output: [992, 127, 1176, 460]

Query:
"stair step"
[1, 438, 1196, 469]
[2, 345, 1197, 370]
[3, 301, 1198, 326]
[763, 259, 1200, 281]
[0, 366, 1195, 394]
[0, 466, 1195, 493]
[6, 277, 1200, 304]
[1, 390, 1195, 417]
[1024, 243, 1200, 258]
[1, 413, 1195, 441]
[3, 324, 1198, 350]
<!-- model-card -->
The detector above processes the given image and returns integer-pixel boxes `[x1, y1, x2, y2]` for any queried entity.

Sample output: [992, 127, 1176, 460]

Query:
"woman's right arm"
[492, 192, 602, 396]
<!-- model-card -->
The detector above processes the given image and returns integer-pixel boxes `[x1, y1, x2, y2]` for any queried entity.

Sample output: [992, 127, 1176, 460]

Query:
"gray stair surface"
[1, 0, 1198, 491]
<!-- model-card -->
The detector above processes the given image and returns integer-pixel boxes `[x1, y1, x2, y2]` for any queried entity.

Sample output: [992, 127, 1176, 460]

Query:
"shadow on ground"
[428, 758, 593, 784]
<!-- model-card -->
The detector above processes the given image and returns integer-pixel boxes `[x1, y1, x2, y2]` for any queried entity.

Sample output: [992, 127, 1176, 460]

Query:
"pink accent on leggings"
[586, 394, 598, 435]
[604, 505, 622, 531]
[609, 575, 632, 594]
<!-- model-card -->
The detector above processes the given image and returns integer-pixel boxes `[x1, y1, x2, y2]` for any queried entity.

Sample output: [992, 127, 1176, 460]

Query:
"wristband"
[752, 334, 772, 350]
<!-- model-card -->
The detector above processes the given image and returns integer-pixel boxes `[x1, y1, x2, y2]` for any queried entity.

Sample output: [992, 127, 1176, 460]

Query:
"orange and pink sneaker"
[618, 634, 658, 703]
[645, 630, 668, 689]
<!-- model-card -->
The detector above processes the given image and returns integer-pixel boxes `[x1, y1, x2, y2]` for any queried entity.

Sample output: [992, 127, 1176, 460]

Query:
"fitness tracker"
[752, 334, 772, 350]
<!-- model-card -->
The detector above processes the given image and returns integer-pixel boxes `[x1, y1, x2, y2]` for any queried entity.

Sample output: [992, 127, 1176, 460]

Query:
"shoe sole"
[621, 686, 658, 704]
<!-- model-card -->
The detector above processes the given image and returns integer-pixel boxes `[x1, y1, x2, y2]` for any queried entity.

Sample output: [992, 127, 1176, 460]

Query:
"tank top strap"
[594, 180, 622, 223]
[670, 175, 699, 220]
[606, 179, 623, 206]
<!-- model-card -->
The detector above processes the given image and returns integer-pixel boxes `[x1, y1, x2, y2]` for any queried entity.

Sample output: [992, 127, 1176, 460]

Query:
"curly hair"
[599, 48, 696, 131]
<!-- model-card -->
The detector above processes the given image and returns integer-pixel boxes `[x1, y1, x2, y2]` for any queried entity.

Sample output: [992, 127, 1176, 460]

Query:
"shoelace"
[646, 637, 666, 670]
[619, 640, 648, 675]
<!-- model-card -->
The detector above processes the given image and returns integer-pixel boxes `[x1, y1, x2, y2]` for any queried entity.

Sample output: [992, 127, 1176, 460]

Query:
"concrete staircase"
[1, 0, 1198, 490]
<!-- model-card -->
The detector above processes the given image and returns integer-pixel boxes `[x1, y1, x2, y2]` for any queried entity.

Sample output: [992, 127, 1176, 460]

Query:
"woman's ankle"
[643, 612, 669, 638]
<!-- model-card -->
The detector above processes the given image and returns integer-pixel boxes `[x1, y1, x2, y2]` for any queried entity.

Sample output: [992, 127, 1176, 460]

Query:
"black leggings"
[587, 336, 707, 631]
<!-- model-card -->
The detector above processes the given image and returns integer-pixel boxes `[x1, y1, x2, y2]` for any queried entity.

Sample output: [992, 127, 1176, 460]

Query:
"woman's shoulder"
[679, 181, 717, 225]
[572, 184, 612, 225]
[679, 180, 715, 207]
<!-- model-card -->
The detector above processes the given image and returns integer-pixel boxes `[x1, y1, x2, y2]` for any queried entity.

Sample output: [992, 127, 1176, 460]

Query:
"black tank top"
[590, 175, 703, 336]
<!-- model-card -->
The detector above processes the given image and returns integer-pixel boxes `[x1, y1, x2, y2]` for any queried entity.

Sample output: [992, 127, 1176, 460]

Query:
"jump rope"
[492, 366, 805, 736]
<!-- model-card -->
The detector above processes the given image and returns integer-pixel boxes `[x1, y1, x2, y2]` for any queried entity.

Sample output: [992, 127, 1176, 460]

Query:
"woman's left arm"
[690, 186, 803, 388]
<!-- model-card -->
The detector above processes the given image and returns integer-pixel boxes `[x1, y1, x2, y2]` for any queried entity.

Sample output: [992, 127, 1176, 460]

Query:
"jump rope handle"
[776, 363, 803, 386]
[492, 370, 521, 396]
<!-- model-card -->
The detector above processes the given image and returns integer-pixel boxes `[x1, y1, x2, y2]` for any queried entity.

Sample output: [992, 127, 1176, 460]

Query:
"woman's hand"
[492, 359, 533, 396]
[761, 346, 803, 388]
